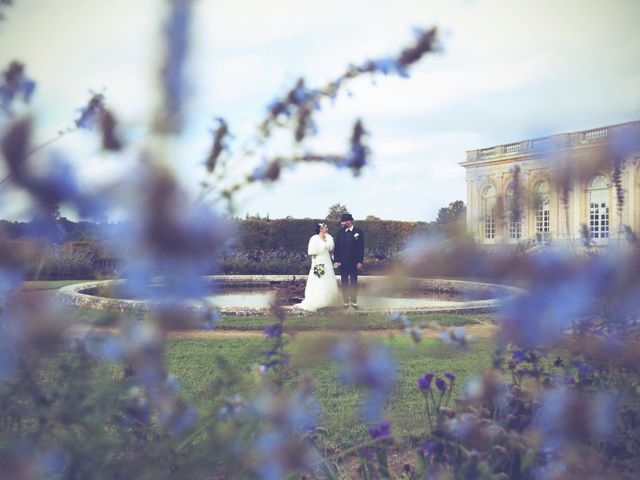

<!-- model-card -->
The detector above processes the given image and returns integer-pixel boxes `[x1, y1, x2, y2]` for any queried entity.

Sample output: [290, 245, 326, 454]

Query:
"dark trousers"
[340, 264, 358, 303]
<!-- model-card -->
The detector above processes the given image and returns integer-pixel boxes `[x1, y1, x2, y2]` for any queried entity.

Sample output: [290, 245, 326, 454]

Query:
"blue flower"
[267, 99, 288, 118]
[435, 377, 447, 393]
[373, 57, 399, 75]
[444, 371, 456, 384]
[40, 151, 82, 202]
[537, 388, 619, 450]
[201, 307, 220, 330]
[290, 82, 314, 104]
[397, 313, 413, 328]
[512, 350, 527, 363]
[0, 265, 22, 308]
[500, 251, 596, 347]
[97, 336, 125, 361]
[0, 61, 37, 113]
[254, 431, 287, 480]
[250, 158, 281, 182]
[0, 337, 17, 379]
[332, 336, 395, 421]
[260, 346, 279, 359]
[263, 323, 282, 338]
[116, 167, 231, 304]
[159, 402, 197, 435]
[368, 420, 391, 439]
[438, 327, 476, 350]
[418, 372, 435, 390]
[259, 360, 280, 372]
[342, 143, 367, 174]
[218, 394, 245, 419]
[75, 93, 105, 129]
[419, 440, 440, 458]
[250, 389, 318, 479]
[591, 393, 617, 437]
[22, 78, 36, 99]
[576, 361, 595, 382]
[166, 374, 181, 392]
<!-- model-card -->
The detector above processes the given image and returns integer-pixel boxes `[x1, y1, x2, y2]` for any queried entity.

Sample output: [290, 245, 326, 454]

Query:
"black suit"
[334, 226, 365, 303]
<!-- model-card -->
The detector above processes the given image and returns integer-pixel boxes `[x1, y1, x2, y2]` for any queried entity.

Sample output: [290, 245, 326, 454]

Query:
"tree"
[365, 215, 381, 221]
[436, 200, 466, 224]
[326, 203, 349, 221]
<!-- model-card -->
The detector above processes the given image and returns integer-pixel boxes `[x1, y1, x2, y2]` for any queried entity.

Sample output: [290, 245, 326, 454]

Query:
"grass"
[164, 335, 495, 449]
[217, 313, 486, 330]
[72, 307, 137, 326]
[32, 278, 495, 448]
[72, 307, 491, 330]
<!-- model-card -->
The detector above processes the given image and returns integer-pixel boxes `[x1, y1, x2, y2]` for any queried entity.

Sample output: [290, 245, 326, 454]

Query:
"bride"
[297, 223, 342, 311]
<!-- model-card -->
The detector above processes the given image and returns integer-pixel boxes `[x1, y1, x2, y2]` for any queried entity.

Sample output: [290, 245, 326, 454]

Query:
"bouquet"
[313, 263, 326, 278]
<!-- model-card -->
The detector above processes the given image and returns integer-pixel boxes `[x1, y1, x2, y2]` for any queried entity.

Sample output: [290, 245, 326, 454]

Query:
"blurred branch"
[0, 0, 13, 21]
[197, 28, 438, 209]
[257, 27, 438, 143]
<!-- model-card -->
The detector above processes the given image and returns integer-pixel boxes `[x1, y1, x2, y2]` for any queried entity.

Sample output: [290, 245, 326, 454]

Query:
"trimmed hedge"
[217, 249, 395, 275]
[20, 242, 99, 280]
[232, 219, 433, 258]
[15, 220, 435, 278]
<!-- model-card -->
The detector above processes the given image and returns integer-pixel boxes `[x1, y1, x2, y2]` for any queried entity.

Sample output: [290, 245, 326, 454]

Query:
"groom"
[333, 213, 365, 309]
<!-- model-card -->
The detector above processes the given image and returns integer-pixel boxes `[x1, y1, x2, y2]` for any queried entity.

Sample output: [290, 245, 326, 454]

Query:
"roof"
[460, 120, 640, 168]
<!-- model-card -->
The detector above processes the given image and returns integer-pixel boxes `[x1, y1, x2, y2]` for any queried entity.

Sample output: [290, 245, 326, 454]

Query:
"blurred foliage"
[2, 0, 640, 478]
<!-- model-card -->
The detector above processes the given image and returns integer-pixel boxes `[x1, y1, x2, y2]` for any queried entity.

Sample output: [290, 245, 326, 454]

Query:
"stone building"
[460, 121, 640, 245]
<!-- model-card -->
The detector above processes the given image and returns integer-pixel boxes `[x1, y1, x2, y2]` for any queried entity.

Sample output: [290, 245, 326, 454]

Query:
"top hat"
[340, 213, 354, 221]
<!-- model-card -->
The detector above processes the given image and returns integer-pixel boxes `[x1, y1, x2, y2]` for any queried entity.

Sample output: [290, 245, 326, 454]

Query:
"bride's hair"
[314, 222, 327, 234]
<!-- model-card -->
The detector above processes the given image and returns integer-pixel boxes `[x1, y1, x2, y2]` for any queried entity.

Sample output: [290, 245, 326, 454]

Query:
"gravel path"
[69, 322, 498, 339]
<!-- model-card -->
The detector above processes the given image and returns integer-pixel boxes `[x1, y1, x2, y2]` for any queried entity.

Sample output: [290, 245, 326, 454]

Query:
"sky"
[0, 0, 639, 221]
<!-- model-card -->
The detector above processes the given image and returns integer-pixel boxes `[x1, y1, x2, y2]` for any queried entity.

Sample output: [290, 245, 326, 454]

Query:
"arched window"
[588, 175, 609, 239]
[534, 181, 550, 239]
[482, 185, 496, 239]
[507, 185, 522, 240]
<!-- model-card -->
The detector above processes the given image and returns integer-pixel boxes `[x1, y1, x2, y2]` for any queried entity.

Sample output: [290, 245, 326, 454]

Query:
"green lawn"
[164, 335, 495, 449]
[44, 280, 495, 447]
[217, 312, 485, 330]
[74, 307, 490, 330]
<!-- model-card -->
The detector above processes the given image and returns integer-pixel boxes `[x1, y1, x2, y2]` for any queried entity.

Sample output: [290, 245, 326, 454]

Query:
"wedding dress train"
[297, 234, 341, 311]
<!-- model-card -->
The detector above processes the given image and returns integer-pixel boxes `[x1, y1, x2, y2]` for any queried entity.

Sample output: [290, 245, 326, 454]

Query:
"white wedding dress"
[297, 234, 342, 311]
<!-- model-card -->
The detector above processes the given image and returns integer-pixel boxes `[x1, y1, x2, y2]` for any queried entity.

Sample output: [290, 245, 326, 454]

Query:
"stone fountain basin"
[56, 275, 521, 316]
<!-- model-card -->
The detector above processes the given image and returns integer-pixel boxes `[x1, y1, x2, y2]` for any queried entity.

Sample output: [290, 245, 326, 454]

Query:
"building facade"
[460, 121, 640, 245]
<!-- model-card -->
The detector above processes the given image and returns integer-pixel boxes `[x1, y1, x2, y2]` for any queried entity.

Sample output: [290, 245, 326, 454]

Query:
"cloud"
[1, 0, 638, 222]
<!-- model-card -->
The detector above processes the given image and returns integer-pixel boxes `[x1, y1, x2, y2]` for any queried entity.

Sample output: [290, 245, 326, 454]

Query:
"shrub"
[25, 242, 98, 279]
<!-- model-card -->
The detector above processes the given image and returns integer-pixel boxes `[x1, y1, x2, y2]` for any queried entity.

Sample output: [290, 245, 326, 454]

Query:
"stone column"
[572, 177, 582, 241]
[496, 172, 506, 243]
[632, 158, 639, 234]
[522, 169, 531, 239]
[465, 175, 474, 241]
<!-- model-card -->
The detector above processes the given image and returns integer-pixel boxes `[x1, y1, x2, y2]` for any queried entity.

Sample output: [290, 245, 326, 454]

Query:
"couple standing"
[297, 213, 365, 311]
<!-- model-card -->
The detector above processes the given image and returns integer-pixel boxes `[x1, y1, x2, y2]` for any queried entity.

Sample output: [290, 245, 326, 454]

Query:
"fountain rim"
[56, 275, 523, 316]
